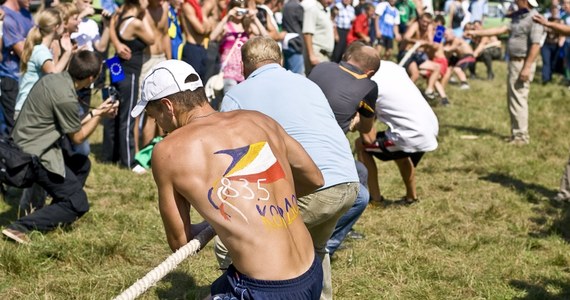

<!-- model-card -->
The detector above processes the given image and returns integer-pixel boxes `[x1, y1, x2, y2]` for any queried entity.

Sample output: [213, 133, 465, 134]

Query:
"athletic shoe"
[460, 83, 470, 90]
[132, 164, 148, 175]
[347, 230, 365, 240]
[440, 98, 450, 106]
[424, 91, 436, 100]
[2, 228, 30, 244]
[394, 196, 419, 206]
[506, 137, 529, 146]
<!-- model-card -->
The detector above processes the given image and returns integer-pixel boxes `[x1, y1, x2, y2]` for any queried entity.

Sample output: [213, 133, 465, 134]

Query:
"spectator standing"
[281, 0, 305, 74]
[15, 8, 72, 118]
[358, 60, 438, 204]
[105, 0, 155, 168]
[167, 0, 184, 59]
[2, 51, 118, 244]
[448, 0, 466, 37]
[396, 0, 417, 34]
[179, 0, 212, 79]
[469, 0, 488, 22]
[540, 14, 565, 84]
[347, 3, 374, 46]
[220, 36, 359, 300]
[375, 0, 401, 60]
[302, 0, 335, 74]
[331, 0, 355, 62]
[467, 0, 544, 145]
[0, 0, 34, 134]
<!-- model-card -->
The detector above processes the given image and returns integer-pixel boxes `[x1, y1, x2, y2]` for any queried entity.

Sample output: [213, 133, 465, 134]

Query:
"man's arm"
[67, 99, 118, 144]
[152, 141, 210, 251]
[277, 124, 324, 198]
[519, 43, 540, 82]
[533, 14, 570, 35]
[468, 25, 509, 37]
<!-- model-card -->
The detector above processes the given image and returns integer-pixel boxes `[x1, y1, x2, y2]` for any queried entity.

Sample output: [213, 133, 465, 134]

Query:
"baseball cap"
[131, 60, 203, 118]
[528, 0, 538, 7]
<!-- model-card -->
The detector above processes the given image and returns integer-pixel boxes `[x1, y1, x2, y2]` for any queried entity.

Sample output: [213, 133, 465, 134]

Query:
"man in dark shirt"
[282, 0, 305, 74]
[308, 42, 380, 255]
[2, 51, 118, 244]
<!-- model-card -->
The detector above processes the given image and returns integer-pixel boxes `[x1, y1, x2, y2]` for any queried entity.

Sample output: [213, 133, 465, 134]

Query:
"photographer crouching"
[2, 50, 118, 244]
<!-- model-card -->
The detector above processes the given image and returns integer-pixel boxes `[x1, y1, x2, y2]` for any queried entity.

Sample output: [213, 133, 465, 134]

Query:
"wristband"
[89, 111, 94, 118]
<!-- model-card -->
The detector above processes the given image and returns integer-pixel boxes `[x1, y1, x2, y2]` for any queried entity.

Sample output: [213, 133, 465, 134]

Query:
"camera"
[102, 86, 118, 103]
[236, 8, 248, 16]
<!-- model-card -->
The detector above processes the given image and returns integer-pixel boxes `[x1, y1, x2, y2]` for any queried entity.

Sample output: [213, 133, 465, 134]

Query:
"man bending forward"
[131, 60, 324, 299]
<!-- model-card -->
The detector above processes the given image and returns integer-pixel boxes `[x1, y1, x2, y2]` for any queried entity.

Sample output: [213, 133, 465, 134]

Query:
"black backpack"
[0, 137, 39, 188]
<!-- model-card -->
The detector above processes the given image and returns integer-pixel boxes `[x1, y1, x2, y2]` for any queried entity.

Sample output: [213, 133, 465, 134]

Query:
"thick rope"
[114, 226, 216, 300]
[398, 41, 422, 67]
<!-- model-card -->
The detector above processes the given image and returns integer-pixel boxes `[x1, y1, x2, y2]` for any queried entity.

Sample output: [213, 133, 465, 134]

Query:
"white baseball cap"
[131, 60, 203, 118]
[528, 0, 538, 7]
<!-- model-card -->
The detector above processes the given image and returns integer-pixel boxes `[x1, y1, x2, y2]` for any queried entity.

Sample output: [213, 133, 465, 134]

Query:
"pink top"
[219, 22, 249, 82]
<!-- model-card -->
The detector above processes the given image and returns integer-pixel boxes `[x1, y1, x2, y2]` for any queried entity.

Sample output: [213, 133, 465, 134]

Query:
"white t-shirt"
[371, 60, 439, 153]
[71, 18, 101, 52]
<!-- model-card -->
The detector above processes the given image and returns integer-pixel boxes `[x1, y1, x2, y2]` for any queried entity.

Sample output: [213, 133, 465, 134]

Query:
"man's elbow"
[312, 171, 325, 190]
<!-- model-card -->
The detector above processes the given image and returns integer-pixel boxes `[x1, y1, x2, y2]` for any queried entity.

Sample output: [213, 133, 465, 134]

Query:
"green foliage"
[1, 61, 570, 299]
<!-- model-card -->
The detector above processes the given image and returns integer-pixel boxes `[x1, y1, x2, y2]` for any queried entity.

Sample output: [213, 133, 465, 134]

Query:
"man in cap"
[132, 59, 324, 299]
[466, 0, 544, 145]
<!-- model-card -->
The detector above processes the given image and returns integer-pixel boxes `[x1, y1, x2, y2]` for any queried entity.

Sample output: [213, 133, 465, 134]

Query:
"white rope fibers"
[398, 42, 422, 67]
[114, 226, 216, 300]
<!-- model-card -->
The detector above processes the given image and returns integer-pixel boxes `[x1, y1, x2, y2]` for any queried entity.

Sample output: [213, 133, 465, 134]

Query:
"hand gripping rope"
[114, 226, 216, 300]
[398, 42, 422, 67]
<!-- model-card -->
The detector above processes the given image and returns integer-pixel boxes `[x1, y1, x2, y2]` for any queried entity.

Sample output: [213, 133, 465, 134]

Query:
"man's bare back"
[151, 109, 319, 280]
[147, 0, 169, 55]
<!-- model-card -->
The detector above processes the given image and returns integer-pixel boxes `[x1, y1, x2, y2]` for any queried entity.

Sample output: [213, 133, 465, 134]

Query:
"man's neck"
[4, 0, 21, 11]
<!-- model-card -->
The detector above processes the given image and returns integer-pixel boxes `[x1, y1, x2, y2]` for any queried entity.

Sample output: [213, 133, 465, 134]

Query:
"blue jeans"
[326, 161, 370, 255]
[541, 43, 560, 83]
[283, 49, 305, 75]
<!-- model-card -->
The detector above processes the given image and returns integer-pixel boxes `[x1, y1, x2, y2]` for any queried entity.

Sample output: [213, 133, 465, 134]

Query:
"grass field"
[1, 60, 570, 299]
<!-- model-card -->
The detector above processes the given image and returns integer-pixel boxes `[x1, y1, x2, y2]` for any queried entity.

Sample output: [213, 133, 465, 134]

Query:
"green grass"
[2, 60, 570, 299]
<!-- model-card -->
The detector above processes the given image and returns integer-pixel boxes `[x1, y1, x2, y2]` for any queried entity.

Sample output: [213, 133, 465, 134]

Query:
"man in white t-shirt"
[356, 60, 438, 205]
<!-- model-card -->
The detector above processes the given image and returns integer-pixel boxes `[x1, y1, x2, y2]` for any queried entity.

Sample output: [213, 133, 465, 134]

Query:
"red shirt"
[346, 14, 369, 45]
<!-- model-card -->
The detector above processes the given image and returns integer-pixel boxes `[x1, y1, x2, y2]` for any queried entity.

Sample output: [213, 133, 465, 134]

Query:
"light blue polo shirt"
[221, 63, 358, 189]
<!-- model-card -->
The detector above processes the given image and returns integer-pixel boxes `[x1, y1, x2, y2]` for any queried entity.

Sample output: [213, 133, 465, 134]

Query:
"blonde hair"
[20, 8, 63, 73]
[56, 2, 80, 24]
[241, 36, 282, 71]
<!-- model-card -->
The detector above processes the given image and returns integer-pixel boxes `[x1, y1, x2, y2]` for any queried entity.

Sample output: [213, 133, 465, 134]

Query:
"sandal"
[395, 196, 419, 206]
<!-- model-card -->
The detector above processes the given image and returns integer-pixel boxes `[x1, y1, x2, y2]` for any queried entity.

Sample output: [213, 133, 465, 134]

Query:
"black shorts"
[449, 54, 476, 70]
[210, 255, 323, 299]
[364, 131, 425, 167]
[377, 36, 393, 49]
[397, 50, 428, 70]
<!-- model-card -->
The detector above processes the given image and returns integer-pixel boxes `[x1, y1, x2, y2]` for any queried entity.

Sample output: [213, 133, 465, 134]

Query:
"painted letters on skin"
[208, 141, 297, 227]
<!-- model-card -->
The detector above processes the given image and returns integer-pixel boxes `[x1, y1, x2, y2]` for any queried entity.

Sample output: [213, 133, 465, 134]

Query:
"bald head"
[342, 42, 381, 76]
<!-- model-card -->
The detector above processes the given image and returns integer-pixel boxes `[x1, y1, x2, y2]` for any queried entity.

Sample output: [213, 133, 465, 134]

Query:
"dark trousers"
[470, 47, 501, 77]
[0, 77, 19, 134]
[332, 28, 350, 63]
[10, 151, 91, 233]
[104, 73, 138, 168]
[541, 43, 562, 83]
[181, 42, 208, 80]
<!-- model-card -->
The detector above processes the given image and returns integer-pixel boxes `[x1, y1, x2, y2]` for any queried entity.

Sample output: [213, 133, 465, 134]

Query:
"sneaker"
[394, 196, 419, 206]
[347, 230, 365, 240]
[552, 193, 570, 203]
[424, 91, 436, 100]
[2, 228, 30, 244]
[132, 164, 148, 175]
[487, 73, 495, 80]
[507, 137, 529, 146]
[440, 98, 450, 106]
[460, 82, 470, 90]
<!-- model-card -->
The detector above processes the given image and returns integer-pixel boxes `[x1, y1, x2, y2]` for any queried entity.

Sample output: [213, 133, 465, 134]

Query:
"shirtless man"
[131, 59, 324, 298]
[400, 13, 444, 101]
[180, 0, 213, 79]
[442, 29, 475, 89]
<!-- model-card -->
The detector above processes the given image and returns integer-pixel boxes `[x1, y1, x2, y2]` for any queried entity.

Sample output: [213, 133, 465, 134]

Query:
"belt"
[510, 56, 526, 61]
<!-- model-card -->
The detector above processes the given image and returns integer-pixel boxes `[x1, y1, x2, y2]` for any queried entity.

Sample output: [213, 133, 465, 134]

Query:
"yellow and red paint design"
[207, 141, 299, 228]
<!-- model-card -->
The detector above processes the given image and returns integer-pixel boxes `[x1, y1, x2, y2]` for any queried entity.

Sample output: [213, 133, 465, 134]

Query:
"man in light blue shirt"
[469, 0, 489, 22]
[220, 36, 359, 300]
